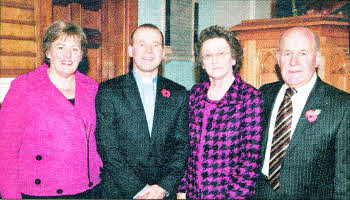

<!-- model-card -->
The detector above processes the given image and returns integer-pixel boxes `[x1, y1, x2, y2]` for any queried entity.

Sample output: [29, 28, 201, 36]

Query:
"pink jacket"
[0, 64, 102, 199]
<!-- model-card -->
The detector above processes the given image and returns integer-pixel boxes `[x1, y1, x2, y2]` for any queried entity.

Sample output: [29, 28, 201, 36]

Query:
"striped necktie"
[269, 87, 297, 192]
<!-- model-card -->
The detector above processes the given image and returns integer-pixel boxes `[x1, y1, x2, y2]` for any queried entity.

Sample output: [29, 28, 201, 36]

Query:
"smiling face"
[45, 34, 82, 78]
[277, 28, 321, 88]
[128, 27, 165, 78]
[201, 38, 236, 81]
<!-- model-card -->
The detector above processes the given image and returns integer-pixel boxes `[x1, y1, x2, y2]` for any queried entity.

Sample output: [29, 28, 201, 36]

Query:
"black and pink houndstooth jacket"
[178, 73, 263, 199]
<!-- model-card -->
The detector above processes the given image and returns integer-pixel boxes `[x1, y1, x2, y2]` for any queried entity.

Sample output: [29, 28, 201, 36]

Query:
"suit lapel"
[122, 73, 151, 139]
[285, 78, 325, 155]
[151, 76, 171, 142]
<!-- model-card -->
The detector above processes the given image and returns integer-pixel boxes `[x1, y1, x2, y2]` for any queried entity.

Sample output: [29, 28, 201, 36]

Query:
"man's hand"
[177, 192, 186, 199]
[136, 184, 167, 199]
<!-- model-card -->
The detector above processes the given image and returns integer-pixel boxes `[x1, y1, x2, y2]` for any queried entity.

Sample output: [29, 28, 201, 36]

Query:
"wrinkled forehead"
[280, 30, 317, 51]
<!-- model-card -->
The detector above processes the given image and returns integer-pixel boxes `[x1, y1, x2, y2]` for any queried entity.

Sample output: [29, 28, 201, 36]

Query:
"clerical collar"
[132, 70, 158, 84]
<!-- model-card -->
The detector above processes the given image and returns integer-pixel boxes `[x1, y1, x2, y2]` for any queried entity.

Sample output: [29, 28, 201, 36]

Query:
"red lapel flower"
[161, 88, 171, 98]
[305, 109, 321, 122]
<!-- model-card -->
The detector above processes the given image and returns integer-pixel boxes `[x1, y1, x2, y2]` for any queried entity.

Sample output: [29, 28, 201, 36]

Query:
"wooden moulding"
[230, 14, 349, 40]
[0, 1, 34, 10]
[0, 19, 35, 26]
[0, 51, 36, 57]
[230, 14, 348, 31]
[52, 0, 102, 11]
[0, 35, 36, 41]
[0, 69, 32, 77]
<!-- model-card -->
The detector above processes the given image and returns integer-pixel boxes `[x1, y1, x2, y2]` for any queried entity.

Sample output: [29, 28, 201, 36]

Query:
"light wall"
[0, 78, 14, 102]
[138, 0, 271, 90]
[138, 0, 197, 90]
[214, 0, 271, 27]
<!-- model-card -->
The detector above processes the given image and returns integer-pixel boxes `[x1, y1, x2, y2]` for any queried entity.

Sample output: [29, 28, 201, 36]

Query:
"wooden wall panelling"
[323, 36, 350, 91]
[230, 14, 350, 92]
[258, 48, 279, 85]
[111, 0, 138, 79]
[310, 25, 350, 92]
[0, 0, 51, 77]
[34, 0, 52, 67]
[256, 38, 280, 86]
[113, 0, 129, 78]
[81, 5, 101, 82]
[100, 0, 138, 81]
[126, 0, 139, 73]
[100, 0, 115, 81]
[1, 4, 34, 23]
[70, 3, 81, 22]
[0, 0, 36, 76]
[52, 3, 71, 21]
[1, 0, 34, 6]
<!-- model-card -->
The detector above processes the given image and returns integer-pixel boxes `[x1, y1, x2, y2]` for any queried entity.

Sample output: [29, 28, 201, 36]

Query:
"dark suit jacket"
[255, 77, 350, 199]
[94, 72, 189, 198]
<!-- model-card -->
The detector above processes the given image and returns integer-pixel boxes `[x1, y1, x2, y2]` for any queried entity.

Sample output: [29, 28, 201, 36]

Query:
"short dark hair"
[130, 23, 164, 47]
[195, 25, 242, 72]
[42, 20, 88, 65]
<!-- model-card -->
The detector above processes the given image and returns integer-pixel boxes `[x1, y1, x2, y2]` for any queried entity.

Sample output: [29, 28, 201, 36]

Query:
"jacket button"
[35, 179, 41, 184]
[57, 189, 63, 194]
[36, 155, 42, 161]
[88, 182, 93, 187]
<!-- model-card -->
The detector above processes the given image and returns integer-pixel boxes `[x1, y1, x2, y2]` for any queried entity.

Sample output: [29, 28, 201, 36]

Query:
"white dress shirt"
[262, 73, 317, 177]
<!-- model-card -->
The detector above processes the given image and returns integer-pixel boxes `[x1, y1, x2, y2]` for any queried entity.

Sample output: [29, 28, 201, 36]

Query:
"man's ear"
[276, 51, 281, 66]
[316, 51, 321, 68]
[128, 45, 133, 57]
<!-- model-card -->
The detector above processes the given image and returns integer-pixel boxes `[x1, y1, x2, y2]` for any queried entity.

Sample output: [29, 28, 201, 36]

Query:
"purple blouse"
[178, 73, 263, 199]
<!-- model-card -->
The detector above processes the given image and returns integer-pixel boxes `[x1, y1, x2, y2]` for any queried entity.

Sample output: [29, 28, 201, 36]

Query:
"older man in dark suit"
[94, 24, 189, 199]
[254, 27, 350, 199]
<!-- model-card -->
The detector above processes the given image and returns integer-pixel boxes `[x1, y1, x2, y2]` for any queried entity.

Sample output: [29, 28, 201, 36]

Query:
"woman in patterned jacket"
[177, 25, 263, 199]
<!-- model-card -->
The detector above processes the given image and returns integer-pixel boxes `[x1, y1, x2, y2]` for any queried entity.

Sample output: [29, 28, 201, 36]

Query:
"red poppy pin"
[161, 88, 171, 98]
[305, 109, 321, 122]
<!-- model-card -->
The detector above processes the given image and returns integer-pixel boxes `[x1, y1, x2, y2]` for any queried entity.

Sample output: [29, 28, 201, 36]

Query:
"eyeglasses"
[201, 51, 231, 61]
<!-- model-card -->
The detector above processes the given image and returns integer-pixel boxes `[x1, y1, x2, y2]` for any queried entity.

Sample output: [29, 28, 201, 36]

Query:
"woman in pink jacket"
[0, 20, 102, 199]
